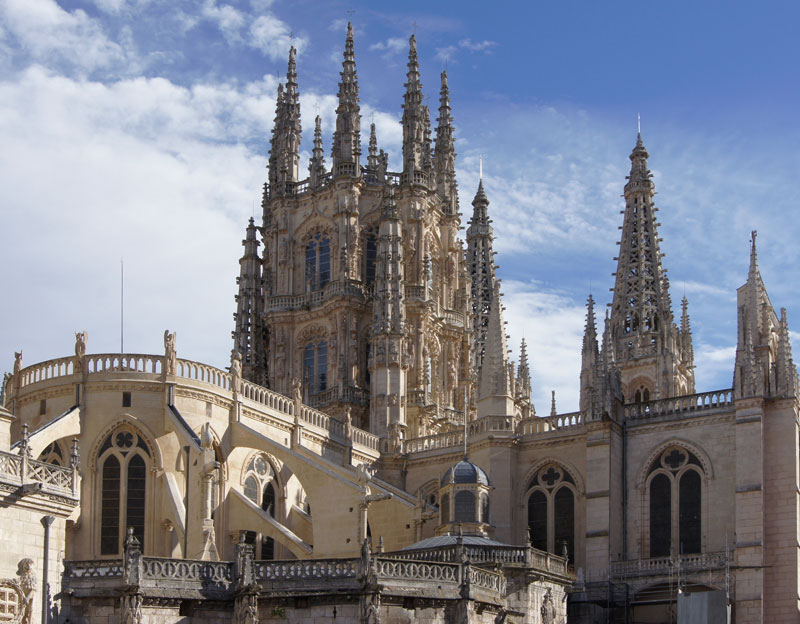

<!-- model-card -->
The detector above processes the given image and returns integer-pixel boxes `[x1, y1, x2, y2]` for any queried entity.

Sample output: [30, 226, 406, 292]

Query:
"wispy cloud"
[369, 36, 406, 57]
[436, 38, 498, 63]
[202, 1, 246, 44]
[249, 14, 308, 60]
[0, 0, 134, 74]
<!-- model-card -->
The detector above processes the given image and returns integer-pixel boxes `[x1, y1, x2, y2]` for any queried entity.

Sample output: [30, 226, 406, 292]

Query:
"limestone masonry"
[2, 23, 798, 624]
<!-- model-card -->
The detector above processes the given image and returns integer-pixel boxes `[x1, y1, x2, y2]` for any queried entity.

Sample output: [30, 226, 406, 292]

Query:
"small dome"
[440, 459, 489, 487]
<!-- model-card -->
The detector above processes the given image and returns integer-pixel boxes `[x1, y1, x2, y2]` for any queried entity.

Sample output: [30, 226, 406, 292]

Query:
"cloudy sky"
[2, 0, 799, 413]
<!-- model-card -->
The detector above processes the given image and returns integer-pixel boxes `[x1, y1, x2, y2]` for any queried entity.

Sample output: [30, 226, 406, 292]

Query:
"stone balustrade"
[518, 411, 584, 436]
[403, 429, 464, 454]
[0, 448, 77, 498]
[375, 558, 459, 583]
[255, 558, 358, 582]
[175, 358, 231, 389]
[240, 380, 295, 415]
[623, 389, 734, 421]
[609, 551, 727, 578]
[266, 279, 366, 312]
[468, 415, 516, 436]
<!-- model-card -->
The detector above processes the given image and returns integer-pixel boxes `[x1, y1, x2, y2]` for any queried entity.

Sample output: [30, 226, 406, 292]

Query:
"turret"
[466, 179, 495, 371]
[608, 133, 693, 401]
[331, 22, 361, 178]
[369, 186, 408, 440]
[434, 71, 458, 213]
[232, 218, 266, 385]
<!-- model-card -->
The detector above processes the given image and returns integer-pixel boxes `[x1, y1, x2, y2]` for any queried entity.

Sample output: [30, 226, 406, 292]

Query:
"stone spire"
[733, 231, 796, 399]
[401, 35, 429, 184]
[434, 70, 458, 213]
[515, 338, 533, 417]
[550, 391, 557, 417]
[367, 122, 379, 169]
[679, 296, 695, 370]
[309, 115, 327, 187]
[477, 282, 515, 418]
[232, 218, 266, 385]
[369, 186, 408, 439]
[609, 132, 692, 401]
[331, 22, 361, 177]
[466, 179, 496, 372]
[580, 295, 599, 414]
[267, 48, 302, 193]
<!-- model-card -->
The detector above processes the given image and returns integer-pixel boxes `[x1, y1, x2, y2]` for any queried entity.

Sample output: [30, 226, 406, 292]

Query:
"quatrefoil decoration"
[115, 431, 134, 449]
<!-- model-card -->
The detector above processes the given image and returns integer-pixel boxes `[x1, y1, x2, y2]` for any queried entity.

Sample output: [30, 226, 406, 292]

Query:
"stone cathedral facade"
[2, 24, 799, 624]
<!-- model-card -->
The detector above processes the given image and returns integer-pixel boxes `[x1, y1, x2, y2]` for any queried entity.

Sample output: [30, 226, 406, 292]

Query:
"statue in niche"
[540, 587, 556, 624]
[163, 330, 177, 375]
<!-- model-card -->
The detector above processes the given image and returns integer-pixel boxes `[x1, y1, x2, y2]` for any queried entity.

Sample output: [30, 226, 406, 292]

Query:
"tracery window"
[38, 441, 64, 466]
[242, 454, 279, 560]
[647, 446, 703, 557]
[303, 340, 328, 396]
[525, 463, 576, 562]
[305, 232, 331, 291]
[97, 426, 151, 555]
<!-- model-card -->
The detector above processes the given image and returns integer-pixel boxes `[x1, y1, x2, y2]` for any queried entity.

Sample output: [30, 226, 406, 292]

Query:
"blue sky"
[1, 0, 798, 412]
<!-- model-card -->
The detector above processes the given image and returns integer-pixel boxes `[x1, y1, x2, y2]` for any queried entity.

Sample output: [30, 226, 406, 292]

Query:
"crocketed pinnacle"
[583, 295, 598, 354]
[401, 34, 426, 177]
[367, 122, 379, 169]
[478, 282, 513, 401]
[331, 22, 361, 176]
[435, 69, 457, 212]
[466, 179, 496, 372]
[309, 115, 327, 186]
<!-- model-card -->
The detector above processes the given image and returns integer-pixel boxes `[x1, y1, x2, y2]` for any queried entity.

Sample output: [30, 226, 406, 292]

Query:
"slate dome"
[440, 459, 489, 487]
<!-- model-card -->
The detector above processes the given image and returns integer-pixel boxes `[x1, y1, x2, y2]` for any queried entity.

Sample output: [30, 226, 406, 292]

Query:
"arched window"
[649, 473, 671, 557]
[440, 493, 450, 524]
[242, 453, 279, 560]
[305, 232, 331, 291]
[525, 463, 576, 561]
[647, 446, 704, 557]
[454, 491, 475, 523]
[97, 427, 151, 555]
[38, 441, 64, 466]
[303, 340, 328, 396]
[480, 492, 490, 524]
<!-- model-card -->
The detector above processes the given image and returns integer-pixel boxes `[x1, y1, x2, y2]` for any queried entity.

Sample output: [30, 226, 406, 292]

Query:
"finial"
[479, 154, 483, 181]
[637, 112, 641, 135]
[550, 390, 557, 417]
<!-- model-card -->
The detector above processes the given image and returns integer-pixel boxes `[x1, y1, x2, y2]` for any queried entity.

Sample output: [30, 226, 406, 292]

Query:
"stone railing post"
[70, 437, 80, 498]
[18, 424, 30, 483]
[123, 528, 142, 588]
[234, 534, 255, 590]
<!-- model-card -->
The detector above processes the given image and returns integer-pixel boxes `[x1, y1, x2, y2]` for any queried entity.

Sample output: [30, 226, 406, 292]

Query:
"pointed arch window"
[647, 446, 704, 557]
[364, 232, 377, 287]
[97, 427, 151, 555]
[303, 340, 328, 396]
[242, 454, 280, 560]
[305, 232, 331, 291]
[525, 464, 576, 562]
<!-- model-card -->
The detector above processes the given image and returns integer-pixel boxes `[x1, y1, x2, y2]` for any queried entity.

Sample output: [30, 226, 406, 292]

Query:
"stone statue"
[164, 330, 177, 375]
[120, 593, 143, 624]
[13, 351, 22, 376]
[74, 331, 87, 358]
[230, 349, 242, 390]
[345, 406, 353, 441]
[540, 587, 556, 624]
[17, 558, 35, 624]
[292, 377, 302, 404]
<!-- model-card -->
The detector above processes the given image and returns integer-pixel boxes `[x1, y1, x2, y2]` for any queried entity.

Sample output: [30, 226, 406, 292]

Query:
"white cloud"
[202, 0, 246, 43]
[458, 38, 497, 53]
[368, 37, 406, 56]
[435, 45, 457, 63]
[0, 0, 131, 74]
[502, 280, 586, 412]
[0, 67, 283, 370]
[249, 14, 307, 60]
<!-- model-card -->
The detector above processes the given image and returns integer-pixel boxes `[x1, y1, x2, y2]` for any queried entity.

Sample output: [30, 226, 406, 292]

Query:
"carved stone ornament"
[120, 593, 143, 624]
[540, 587, 556, 624]
[0, 558, 35, 624]
[233, 593, 259, 624]
[164, 330, 177, 375]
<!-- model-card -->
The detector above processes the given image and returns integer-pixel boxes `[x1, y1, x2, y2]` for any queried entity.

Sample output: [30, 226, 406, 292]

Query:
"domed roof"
[440, 459, 489, 487]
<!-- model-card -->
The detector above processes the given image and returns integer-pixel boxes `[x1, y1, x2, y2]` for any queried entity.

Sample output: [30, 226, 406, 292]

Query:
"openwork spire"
[232, 218, 265, 385]
[434, 71, 458, 213]
[477, 282, 513, 405]
[609, 132, 692, 400]
[331, 22, 361, 177]
[309, 115, 327, 187]
[515, 338, 532, 408]
[466, 179, 496, 372]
